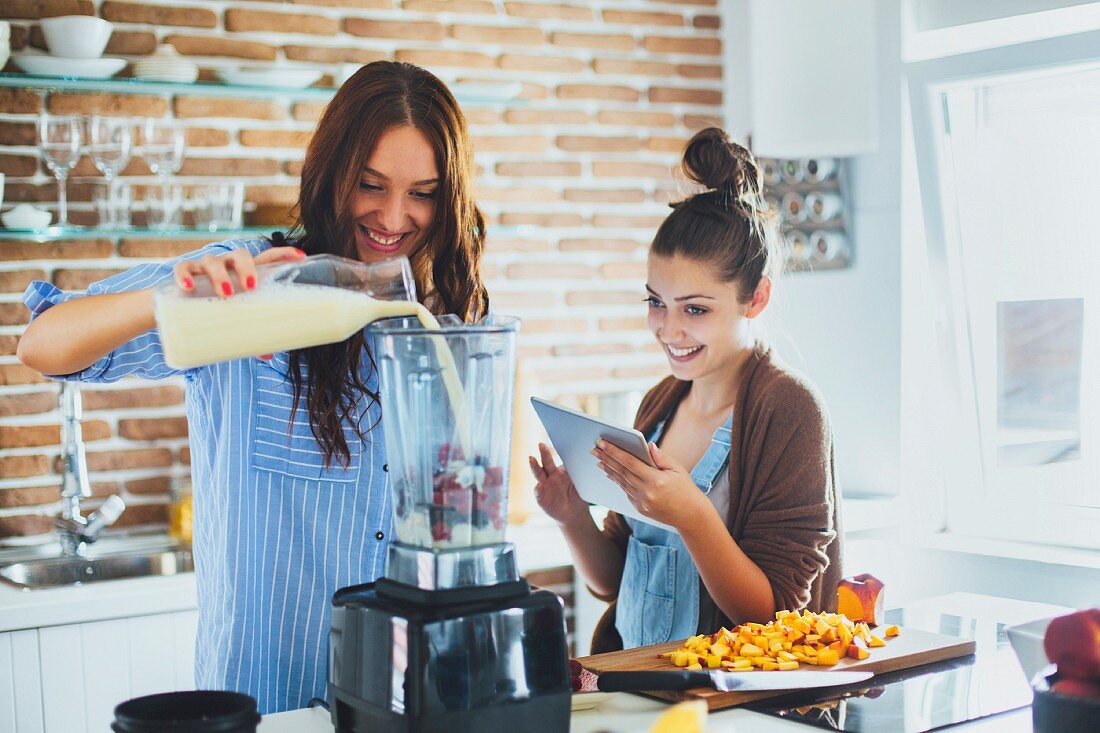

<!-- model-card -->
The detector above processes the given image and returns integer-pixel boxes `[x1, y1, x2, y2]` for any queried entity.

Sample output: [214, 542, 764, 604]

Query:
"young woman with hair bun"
[18, 61, 488, 712]
[531, 127, 842, 653]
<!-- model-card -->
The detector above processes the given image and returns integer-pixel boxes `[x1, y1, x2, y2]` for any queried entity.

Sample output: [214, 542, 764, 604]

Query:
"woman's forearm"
[680, 505, 776, 624]
[559, 512, 626, 599]
[17, 289, 157, 376]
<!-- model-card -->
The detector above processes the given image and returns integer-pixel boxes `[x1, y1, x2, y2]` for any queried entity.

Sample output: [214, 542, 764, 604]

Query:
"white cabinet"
[746, 0, 879, 157]
[0, 610, 197, 733]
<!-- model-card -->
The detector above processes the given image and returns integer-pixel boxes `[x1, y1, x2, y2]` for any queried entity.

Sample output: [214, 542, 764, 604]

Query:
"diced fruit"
[847, 643, 870, 661]
[1044, 608, 1100, 681]
[817, 649, 840, 666]
[649, 700, 707, 733]
[836, 573, 887, 626]
[884, 625, 900, 638]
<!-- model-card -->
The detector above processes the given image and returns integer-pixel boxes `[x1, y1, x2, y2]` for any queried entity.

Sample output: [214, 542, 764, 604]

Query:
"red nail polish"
[182, 277, 193, 290]
[246, 275, 256, 290]
[222, 282, 233, 296]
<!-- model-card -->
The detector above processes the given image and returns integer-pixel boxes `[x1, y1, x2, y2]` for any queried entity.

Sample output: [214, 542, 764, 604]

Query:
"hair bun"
[681, 127, 763, 202]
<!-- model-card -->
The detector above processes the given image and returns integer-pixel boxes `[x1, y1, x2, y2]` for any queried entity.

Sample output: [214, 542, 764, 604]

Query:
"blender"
[328, 315, 571, 733]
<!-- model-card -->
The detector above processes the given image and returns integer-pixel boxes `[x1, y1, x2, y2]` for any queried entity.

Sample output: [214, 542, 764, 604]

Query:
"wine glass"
[142, 119, 185, 227]
[86, 116, 133, 228]
[37, 114, 82, 227]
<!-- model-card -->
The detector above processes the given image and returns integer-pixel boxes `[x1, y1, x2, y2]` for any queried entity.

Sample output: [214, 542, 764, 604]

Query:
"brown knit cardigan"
[589, 343, 843, 654]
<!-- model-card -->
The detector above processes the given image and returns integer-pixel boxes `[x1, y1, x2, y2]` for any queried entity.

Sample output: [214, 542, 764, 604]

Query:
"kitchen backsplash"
[0, 0, 724, 542]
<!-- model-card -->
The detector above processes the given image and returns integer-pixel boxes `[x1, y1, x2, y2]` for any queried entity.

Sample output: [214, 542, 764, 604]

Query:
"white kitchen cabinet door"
[0, 629, 45, 733]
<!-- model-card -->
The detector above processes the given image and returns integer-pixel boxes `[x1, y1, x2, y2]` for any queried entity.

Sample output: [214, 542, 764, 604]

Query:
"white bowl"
[217, 68, 323, 89]
[40, 15, 112, 60]
[1006, 616, 1054, 682]
[2, 204, 52, 229]
[12, 53, 125, 79]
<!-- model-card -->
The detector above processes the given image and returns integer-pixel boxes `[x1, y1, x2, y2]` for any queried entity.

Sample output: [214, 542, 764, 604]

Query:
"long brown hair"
[652, 127, 781, 303]
[285, 61, 489, 467]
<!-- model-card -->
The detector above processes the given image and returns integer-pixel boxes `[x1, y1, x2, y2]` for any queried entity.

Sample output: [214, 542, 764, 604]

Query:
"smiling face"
[351, 124, 439, 263]
[646, 253, 767, 383]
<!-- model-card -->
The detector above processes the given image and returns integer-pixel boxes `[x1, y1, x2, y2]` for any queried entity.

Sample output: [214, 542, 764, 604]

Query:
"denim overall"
[614, 412, 733, 648]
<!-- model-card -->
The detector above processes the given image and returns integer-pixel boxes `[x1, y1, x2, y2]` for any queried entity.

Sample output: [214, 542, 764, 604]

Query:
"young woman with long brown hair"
[17, 61, 489, 714]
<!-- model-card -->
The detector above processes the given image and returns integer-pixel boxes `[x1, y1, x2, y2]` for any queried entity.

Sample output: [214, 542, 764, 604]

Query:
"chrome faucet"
[55, 383, 125, 556]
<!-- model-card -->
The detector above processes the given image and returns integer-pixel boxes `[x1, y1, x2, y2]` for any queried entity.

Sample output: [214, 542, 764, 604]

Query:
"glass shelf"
[0, 226, 276, 242]
[0, 73, 525, 104]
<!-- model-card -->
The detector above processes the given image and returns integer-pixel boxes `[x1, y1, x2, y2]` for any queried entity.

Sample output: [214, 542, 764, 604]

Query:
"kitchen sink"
[0, 548, 194, 589]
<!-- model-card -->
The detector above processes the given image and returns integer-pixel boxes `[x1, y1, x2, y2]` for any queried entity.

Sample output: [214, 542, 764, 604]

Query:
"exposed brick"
[71, 155, 151, 178]
[0, 485, 63, 508]
[177, 157, 281, 177]
[47, 93, 168, 117]
[0, 336, 18, 356]
[0, 515, 52, 537]
[593, 161, 672, 178]
[395, 50, 495, 68]
[564, 189, 647, 204]
[119, 417, 189, 441]
[9, 23, 28, 50]
[285, 160, 305, 176]
[463, 109, 501, 126]
[650, 87, 722, 105]
[592, 59, 675, 77]
[0, 269, 46, 293]
[601, 261, 648, 279]
[498, 54, 585, 74]
[646, 136, 689, 153]
[694, 14, 720, 29]
[600, 316, 648, 331]
[0, 454, 50, 479]
[496, 161, 581, 178]
[112, 503, 169, 528]
[0, 303, 30, 326]
[125, 476, 172, 495]
[180, 446, 190, 465]
[683, 113, 723, 129]
[403, 0, 497, 13]
[484, 237, 552, 253]
[239, 129, 311, 149]
[0, 392, 57, 419]
[0, 122, 36, 147]
[506, 263, 597, 279]
[87, 448, 174, 472]
[603, 9, 683, 26]
[1, 240, 113, 261]
[293, 0, 391, 6]
[82, 385, 184, 410]
[592, 214, 666, 228]
[503, 109, 592, 126]
[552, 342, 633, 357]
[597, 110, 676, 127]
[656, 0, 716, 5]
[4, 0, 93, 19]
[164, 34, 277, 61]
[102, 1, 216, 28]
[490, 290, 555, 308]
[521, 317, 587, 334]
[175, 96, 284, 121]
[566, 290, 640, 306]
[560, 238, 643, 253]
[472, 135, 549, 153]
[117, 239, 212, 258]
[557, 136, 642, 153]
[505, 2, 593, 21]
[535, 366, 611, 384]
[475, 186, 559, 203]
[678, 63, 721, 79]
[551, 32, 633, 51]
[452, 24, 543, 45]
[0, 89, 43, 114]
[185, 127, 232, 148]
[226, 8, 337, 35]
[557, 84, 639, 102]
[292, 102, 327, 122]
[644, 36, 722, 55]
[50, 268, 123, 291]
[284, 46, 388, 64]
[345, 18, 445, 40]
[0, 420, 109, 449]
[244, 185, 298, 206]
[499, 212, 585, 228]
[104, 30, 158, 56]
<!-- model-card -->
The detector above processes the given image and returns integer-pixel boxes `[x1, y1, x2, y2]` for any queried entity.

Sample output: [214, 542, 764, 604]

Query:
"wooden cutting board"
[576, 626, 976, 711]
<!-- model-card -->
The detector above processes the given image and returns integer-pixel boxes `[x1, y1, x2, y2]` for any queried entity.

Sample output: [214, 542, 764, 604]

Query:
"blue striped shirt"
[24, 238, 392, 714]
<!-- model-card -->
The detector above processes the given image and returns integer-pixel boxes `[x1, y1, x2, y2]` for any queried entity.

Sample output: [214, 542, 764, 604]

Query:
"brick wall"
[0, 0, 725, 543]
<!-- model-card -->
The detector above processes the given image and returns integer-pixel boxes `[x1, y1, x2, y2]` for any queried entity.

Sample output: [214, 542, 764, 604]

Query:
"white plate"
[217, 68, 323, 89]
[13, 54, 126, 80]
[571, 691, 615, 711]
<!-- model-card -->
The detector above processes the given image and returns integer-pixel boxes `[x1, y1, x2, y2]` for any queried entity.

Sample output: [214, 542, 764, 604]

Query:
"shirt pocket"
[251, 356, 364, 483]
[616, 533, 677, 648]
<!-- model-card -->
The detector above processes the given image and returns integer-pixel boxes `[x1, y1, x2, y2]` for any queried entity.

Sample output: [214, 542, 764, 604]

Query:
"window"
[908, 31, 1100, 549]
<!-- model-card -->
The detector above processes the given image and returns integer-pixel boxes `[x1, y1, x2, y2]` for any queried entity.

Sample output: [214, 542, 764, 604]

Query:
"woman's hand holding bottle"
[529, 442, 591, 528]
[172, 245, 306, 297]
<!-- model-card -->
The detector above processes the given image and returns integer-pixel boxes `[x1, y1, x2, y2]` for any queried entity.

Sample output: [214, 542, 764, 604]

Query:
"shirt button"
[375, 531, 385, 541]
[382, 463, 388, 472]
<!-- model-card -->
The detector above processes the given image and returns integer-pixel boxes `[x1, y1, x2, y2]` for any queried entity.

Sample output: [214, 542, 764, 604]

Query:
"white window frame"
[906, 29, 1100, 550]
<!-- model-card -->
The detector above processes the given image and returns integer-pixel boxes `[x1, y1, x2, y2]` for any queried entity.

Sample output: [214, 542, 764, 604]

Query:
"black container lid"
[112, 691, 261, 733]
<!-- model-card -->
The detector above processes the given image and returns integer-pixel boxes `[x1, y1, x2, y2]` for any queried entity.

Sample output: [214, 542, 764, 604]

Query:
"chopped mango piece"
[884, 625, 900, 638]
[869, 635, 886, 648]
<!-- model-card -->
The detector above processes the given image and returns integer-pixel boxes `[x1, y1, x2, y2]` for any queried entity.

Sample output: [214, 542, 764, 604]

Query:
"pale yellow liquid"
[155, 283, 471, 456]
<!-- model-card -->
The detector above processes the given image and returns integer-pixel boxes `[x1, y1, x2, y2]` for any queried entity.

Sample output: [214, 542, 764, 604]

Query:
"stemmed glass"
[37, 114, 83, 227]
[142, 119, 185, 228]
[86, 116, 133, 228]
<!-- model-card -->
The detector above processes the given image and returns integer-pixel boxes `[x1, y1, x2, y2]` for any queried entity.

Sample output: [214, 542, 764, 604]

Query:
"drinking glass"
[38, 114, 83, 226]
[93, 180, 132, 229]
[87, 116, 133, 227]
[145, 183, 183, 231]
[142, 119, 185, 227]
[192, 182, 244, 232]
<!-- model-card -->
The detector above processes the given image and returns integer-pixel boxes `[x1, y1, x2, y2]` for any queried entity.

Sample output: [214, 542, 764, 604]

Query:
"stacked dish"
[12, 15, 125, 80]
[132, 44, 198, 83]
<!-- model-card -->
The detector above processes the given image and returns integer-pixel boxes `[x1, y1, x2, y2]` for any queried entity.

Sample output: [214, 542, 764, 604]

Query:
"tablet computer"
[531, 396, 675, 532]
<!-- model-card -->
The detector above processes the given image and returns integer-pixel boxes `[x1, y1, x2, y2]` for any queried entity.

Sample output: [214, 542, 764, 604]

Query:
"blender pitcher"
[371, 315, 520, 552]
[155, 253, 417, 369]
